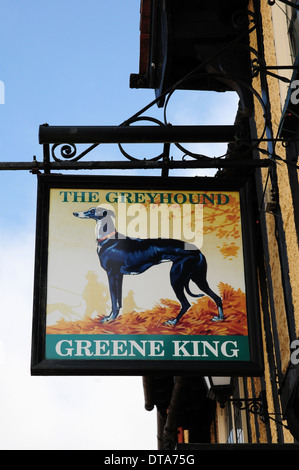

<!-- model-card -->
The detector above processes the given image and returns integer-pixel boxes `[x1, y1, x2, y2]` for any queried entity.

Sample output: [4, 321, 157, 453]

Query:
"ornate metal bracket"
[252, 59, 299, 83]
[0, 5, 292, 175]
[221, 391, 289, 429]
[227, 393, 269, 423]
[268, 0, 299, 11]
[38, 122, 241, 173]
[35, 122, 275, 175]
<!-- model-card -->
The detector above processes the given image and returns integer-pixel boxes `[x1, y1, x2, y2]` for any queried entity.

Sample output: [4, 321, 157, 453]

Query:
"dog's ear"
[105, 209, 115, 218]
[95, 206, 115, 218]
[102, 210, 115, 218]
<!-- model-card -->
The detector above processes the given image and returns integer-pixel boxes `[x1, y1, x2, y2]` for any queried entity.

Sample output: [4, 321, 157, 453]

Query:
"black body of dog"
[73, 207, 223, 326]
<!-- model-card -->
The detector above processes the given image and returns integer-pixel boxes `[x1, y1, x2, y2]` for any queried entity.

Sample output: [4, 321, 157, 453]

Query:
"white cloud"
[0, 231, 157, 450]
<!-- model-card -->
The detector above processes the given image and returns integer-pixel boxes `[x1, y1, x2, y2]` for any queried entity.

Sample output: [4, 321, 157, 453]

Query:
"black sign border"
[31, 174, 264, 376]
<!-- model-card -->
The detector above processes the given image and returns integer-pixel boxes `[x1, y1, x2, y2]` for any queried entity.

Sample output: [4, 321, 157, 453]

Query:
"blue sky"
[0, 1, 238, 450]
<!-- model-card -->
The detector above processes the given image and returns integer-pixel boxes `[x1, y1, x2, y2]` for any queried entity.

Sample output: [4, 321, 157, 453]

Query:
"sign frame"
[31, 174, 263, 376]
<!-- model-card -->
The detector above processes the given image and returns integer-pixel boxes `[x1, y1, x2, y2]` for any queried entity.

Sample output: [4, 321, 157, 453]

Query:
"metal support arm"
[39, 124, 240, 145]
[268, 0, 299, 11]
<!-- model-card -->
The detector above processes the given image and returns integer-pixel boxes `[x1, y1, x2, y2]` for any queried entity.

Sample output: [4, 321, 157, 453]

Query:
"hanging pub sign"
[31, 175, 263, 375]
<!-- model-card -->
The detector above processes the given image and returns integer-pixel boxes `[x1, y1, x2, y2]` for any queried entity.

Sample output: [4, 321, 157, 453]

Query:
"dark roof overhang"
[130, 0, 252, 116]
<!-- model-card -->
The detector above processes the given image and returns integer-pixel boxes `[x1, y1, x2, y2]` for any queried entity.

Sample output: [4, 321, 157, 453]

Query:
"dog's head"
[73, 206, 116, 239]
[73, 206, 115, 221]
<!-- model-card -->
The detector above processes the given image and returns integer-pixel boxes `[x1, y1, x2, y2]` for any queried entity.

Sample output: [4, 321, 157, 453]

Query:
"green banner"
[46, 334, 250, 361]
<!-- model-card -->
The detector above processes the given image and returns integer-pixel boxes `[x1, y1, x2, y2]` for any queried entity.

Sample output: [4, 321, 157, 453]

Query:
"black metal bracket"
[252, 59, 299, 83]
[227, 393, 269, 423]
[0, 5, 294, 175]
[220, 391, 289, 429]
[39, 124, 241, 146]
[38, 123, 275, 174]
[268, 0, 299, 10]
[36, 122, 245, 175]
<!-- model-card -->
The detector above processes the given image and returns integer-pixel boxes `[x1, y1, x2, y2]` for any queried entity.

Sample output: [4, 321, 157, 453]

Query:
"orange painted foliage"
[140, 193, 241, 241]
[217, 242, 240, 260]
[47, 283, 248, 336]
[203, 194, 241, 240]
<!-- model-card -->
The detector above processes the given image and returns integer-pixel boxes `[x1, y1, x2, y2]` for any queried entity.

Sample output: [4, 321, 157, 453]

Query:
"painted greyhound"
[73, 206, 223, 326]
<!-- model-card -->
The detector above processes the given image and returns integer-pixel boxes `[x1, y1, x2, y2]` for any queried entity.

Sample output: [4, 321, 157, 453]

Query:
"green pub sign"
[31, 175, 263, 376]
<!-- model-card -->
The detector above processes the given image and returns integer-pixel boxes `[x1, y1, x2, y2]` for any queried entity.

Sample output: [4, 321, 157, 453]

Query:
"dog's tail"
[185, 279, 204, 298]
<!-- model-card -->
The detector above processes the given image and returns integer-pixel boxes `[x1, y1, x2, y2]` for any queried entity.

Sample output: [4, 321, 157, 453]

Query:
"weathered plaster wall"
[248, 0, 299, 443]
[249, 0, 298, 372]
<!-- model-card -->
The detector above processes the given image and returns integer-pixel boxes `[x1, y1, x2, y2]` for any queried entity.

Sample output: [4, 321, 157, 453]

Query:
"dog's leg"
[164, 296, 190, 326]
[190, 258, 223, 321]
[100, 272, 123, 323]
[164, 258, 193, 326]
[199, 283, 223, 322]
